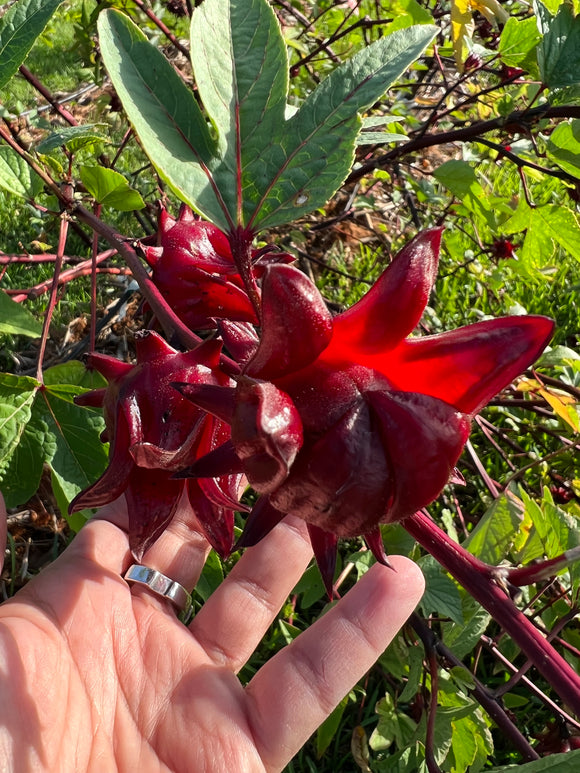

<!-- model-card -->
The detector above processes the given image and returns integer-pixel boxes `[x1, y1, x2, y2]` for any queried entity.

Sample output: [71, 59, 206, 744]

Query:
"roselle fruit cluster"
[71, 212, 554, 593]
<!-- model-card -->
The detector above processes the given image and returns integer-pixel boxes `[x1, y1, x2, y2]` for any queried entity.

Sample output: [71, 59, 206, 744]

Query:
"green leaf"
[36, 373, 108, 511]
[418, 556, 463, 624]
[194, 550, 224, 602]
[433, 160, 496, 230]
[489, 748, 580, 771]
[0, 289, 42, 337]
[441, 596, 491, 660]
[316, 695, 349, 758]
[0, 145, 44, 199]
[546, 119, 580, 177]
[0, 411, 49, 508]
[278, 618, 302, 644]
[99, 5, 434, 233]
[80, 165, 145, 211]
[537, 344, 580, 367]
[537, 2, 580, 89]
[356, 131, 408, 145]
[499, 17, 541, 76]
[385, 0, 434, 32]
[190, 0, 289, 228]
[462, 493, 523, 564]
[0, 0, 65, 89]
[43, 360, 107, 392]
[97, 9, 224, 227]
[0, 372, 39, 467]
[533, 205, 580, 262]
[36, 124, 109, 154]
[398, 643, 424, 702]
[249, 23, 437, 231]
[292, 563, 327, 608]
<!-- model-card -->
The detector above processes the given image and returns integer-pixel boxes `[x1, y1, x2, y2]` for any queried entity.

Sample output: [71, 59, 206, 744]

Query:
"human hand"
[0, 494, 424, 772]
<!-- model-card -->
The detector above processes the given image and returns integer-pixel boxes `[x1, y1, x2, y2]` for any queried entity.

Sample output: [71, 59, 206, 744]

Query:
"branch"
[347, 105, 580, 184]
[404, 510, 580, 716]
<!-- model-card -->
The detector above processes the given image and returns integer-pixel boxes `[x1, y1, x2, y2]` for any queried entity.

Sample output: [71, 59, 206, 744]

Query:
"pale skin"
[0, 494, 424, 772]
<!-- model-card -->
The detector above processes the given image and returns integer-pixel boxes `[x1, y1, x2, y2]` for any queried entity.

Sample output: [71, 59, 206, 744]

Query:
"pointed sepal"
[236, 496, 286, 548]
[307, 523, 338, 600]
[232, 377, 303, 493]
[330, 228, 442, 355]
[363, 527, 392, 567]
[384, 315, 555, 415]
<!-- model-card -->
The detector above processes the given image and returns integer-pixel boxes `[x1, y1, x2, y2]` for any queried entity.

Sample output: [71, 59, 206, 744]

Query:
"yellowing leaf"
[517, 378, 579, 432]
[451, 0, 474, 69]
[472, 0, 509, 25]
[538, 387, 579, 432]
[451, 0, 509, 69]
[351, 726, 372, 772]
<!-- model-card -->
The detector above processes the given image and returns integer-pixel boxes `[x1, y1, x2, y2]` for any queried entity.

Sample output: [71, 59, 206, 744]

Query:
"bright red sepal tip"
[184, 228, 554, 594]
[70, 330, 243, 560]
[143, 205, 294, 329]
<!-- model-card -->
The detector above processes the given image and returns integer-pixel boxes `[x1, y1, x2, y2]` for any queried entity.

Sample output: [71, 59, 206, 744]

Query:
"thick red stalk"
[228, 227, 261, 321]
[74, 204, 203, 351]
[404, 511, 580, 716]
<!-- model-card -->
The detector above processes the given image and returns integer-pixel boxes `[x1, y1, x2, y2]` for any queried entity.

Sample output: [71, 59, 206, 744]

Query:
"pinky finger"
[244, 556, 425, 772]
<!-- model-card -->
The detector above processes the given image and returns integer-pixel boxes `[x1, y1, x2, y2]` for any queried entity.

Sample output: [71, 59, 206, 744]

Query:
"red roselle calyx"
[142, 204, 293, 329]
[70, 330, 244, 560]
[178, 228, 554, 596]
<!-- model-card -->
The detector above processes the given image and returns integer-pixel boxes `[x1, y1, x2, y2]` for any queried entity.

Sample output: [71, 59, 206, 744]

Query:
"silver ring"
[124, 564, 194, 625]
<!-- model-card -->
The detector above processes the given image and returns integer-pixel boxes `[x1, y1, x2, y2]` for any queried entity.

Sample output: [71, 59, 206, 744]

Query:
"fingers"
[93, 492, 212, 594]
[245, 556, 425, 773]
[139, 491, 211, 594]
[189, 515, 313, 672]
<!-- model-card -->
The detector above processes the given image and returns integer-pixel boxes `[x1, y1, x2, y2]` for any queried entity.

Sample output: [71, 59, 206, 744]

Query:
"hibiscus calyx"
[143, 204, 293, 329]
[70, 330, 242, 560]
[181, 228, 554, 594]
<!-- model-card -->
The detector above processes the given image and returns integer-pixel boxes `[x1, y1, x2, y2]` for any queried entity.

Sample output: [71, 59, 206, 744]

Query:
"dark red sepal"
[307, 523, 338, 600]
[236, 496, 286, 548]
[363, 527, 392, 567]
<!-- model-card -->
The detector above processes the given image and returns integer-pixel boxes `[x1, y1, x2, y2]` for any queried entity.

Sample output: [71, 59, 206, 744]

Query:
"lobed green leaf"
[249, 23, 437, 231]
[537, 1, 580, 89]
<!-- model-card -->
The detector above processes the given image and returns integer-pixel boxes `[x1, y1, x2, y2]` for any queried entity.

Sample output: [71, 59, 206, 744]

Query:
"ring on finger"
[124, 564, 194, 625]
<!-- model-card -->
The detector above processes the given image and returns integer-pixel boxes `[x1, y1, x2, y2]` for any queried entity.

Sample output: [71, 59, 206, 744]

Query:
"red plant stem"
[347, 105, 580, 185]
[72, 203, 202, 350]
[35, 214, 69, 383]
[425, 648, 442, 773]
[0, 250, 116, 264]
[482, 634, 580, 730]
[404, 510, 580, 716]
[8, 267, 131, 303]
[505, 547, 580, 587]
[18, 65, 78, 126]
[90, 204, 102, 353]
[228, 226, 262, 321]
[410, 613, 540, 761]
[132, 0, 190, 58]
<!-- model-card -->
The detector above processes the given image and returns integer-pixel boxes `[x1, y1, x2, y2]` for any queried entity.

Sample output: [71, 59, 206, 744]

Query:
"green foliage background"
[0, 0, 579, 770]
